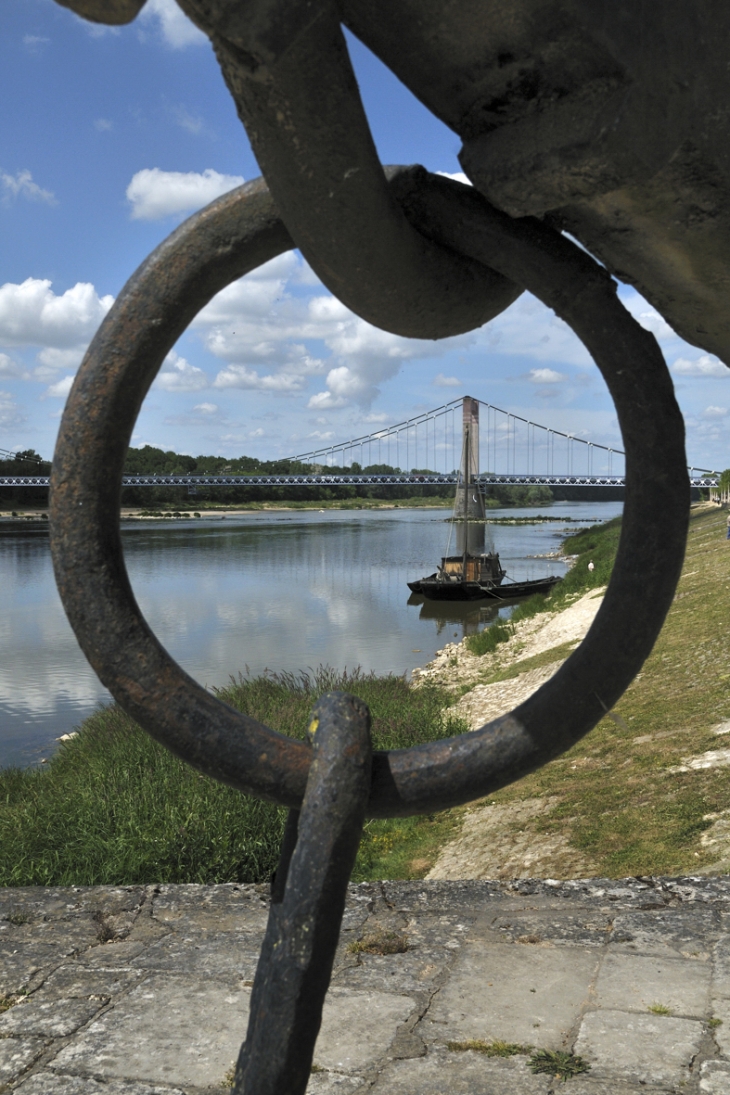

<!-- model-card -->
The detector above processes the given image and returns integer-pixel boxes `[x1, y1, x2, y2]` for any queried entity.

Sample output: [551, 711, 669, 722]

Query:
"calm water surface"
[0, 501, 622, 767]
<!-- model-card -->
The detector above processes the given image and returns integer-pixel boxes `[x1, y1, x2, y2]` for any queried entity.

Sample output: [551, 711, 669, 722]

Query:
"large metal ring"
[50, 168, 688, 818]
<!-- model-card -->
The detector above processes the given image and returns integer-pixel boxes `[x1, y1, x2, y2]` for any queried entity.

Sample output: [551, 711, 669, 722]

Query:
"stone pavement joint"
[2, 877, 730, 1093]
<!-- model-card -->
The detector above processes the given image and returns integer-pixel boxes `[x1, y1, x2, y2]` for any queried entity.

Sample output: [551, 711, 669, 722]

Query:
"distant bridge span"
[1, 395, 720, 488]
[0, 472, 720, 488]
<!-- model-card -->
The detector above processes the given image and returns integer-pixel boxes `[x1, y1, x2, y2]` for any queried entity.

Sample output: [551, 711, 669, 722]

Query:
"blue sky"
[1, 0, 729, 470]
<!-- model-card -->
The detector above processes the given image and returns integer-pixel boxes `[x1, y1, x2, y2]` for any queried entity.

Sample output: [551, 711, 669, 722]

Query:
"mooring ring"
[49, 168, 688, 817]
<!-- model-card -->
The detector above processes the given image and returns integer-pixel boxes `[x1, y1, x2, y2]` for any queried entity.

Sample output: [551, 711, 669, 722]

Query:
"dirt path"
[414, 588, 607, 880]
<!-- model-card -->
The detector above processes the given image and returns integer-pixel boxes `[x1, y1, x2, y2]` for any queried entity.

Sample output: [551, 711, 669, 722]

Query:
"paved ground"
[2, 877, 730, 1093]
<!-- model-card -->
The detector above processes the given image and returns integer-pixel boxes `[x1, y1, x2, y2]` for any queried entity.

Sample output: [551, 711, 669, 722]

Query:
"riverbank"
[4, 504, 722, 886]
[422, 503, 730, 880]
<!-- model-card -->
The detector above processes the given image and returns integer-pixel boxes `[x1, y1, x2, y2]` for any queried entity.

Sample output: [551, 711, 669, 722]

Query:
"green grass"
[465, 517, 620, 658]
[528, 1049, 590, 1081]
[0, 669, 466, 887]
[465, 620, 513, 656]
[448, 1040, 529, 1057]
[481, 506, 730, 877]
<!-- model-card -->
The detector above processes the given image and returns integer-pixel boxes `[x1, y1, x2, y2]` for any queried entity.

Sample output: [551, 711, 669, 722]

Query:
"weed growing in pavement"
[348, 930, 409, 955]
[528, 1049, 590, 1081]
[448, 1040, 529, 1057]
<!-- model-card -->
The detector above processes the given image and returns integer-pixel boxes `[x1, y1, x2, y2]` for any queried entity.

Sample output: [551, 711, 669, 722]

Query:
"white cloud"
[126, 168, 244, 221]
[138, 0, 207, 48]
[94, 118, 113, 132]
[0, 353, 27, 379]
[703, 406, 728, 418]
[436, 171, 472, 187]
[672, 355, 729, 378]
[434, 373, 461, 387]
[35, 347, 85, 376]
[23, 35, 50, 52]
[1, 170, 56, 205]
[194, 402, 218, 415]
[529, 367, 566, 383]
[214, 365, 305, 392]
[478, 292, 591, 367]
[0, 390, 26, 426]
[46, 375, 74, 399]
[0, 279, 113, 349]
[154, 351, 208, 392]
[172, 106, 205, 136]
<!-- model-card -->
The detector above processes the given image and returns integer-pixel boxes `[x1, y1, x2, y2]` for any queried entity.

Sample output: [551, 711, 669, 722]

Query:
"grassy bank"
[465, 515, 621, 656]
[475, 505, 730, 877]
[0, 670, 466, 887]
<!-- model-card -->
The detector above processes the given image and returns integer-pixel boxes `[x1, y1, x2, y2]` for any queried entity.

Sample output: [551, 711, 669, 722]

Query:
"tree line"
[1, 443, 555, 508]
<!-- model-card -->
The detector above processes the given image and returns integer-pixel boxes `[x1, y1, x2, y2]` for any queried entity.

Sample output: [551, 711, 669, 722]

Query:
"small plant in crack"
[528, 1049, 590, 1082]
[0, 996, 16, 1014]
[448, 1039, 530, 1057]
[92, 909, 124, 944]
[3, 912, 31, 926]
[709, 1017, 723, 1030]
[647, 1003, 672, 1015]
[348, 929, 408, 956]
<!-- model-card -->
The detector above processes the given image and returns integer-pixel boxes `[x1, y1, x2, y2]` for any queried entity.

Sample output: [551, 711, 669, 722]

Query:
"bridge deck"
[0, 473, 719, 488]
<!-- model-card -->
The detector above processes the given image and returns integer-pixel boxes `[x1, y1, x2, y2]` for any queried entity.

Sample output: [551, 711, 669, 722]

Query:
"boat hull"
[407, 575, 562, 602]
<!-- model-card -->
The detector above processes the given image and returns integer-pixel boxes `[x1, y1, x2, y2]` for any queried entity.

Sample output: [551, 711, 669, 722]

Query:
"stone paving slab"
[1, 877, 730, 1092]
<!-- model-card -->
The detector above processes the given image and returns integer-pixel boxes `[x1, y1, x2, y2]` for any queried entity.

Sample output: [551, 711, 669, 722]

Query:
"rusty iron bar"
[49, 167, 689, 818]
[234, 691, 371, 1095]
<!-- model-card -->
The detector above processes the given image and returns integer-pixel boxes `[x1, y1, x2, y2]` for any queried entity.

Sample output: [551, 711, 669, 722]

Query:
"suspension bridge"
[0, 397, 721, 488]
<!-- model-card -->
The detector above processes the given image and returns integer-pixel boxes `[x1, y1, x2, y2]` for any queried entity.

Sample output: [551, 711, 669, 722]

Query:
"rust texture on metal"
[235, 691, 372, 1095]
[45, 4, 705, 1088]
[50, 167, 688, 816]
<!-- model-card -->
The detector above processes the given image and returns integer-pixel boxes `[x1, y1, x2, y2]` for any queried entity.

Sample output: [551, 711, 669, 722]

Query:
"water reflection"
[0, 502, 622, 767]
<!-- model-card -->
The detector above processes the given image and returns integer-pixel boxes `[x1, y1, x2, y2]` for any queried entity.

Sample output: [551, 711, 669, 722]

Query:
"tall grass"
[0, 670, 464, 887]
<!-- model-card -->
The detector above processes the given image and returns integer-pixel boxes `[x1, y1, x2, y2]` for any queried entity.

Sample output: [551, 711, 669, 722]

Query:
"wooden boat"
[407, 569, 561, 601]
[408, 397, 562, 602]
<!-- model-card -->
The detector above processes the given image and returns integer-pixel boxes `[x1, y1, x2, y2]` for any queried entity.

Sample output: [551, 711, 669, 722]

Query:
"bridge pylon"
[454, 396, 486, 555]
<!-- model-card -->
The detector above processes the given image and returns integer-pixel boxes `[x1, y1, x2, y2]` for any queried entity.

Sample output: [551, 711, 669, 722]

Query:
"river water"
[0, 501, 622, 768]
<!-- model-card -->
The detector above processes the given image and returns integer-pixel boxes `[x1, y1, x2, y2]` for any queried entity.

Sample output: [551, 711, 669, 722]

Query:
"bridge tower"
[455, 396, 487, 555]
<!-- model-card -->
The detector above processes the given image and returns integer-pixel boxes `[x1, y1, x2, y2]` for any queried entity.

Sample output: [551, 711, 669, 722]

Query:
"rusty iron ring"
[177, 0, 522, 340]
[50, 167, 688, 818]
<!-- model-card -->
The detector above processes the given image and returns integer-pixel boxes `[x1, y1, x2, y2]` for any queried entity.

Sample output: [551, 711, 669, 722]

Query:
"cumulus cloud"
[434, 373, 461, 387]
[0, 278, 113, 349]
[194, 402, 218, 415]
[703, 405, 728, 418]
[672, 355, 729, 378]
[138, 0, 207, 48]
[126, 168, 244, 221]
[46, 375, 75, 399]
[529, 367, 566, 383]
[153, 351, 208, 392]
[1, 170, 56, 205]
[36, 347, 85, 376]
[214, 365, 305, 392]
[94, 118, 113, 132]
[0, 353, 27, 379]
[0, 390, 26, 427]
